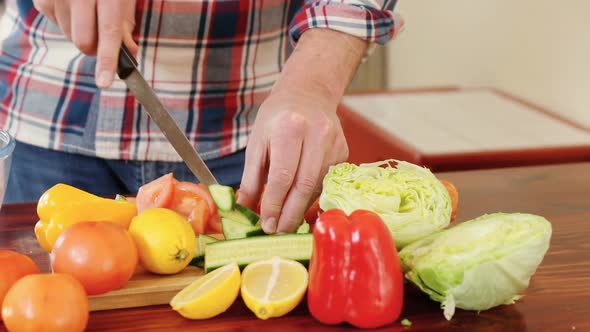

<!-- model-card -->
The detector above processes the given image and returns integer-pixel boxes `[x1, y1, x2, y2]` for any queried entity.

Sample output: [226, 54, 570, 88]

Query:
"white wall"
[387, 0, 590, 126]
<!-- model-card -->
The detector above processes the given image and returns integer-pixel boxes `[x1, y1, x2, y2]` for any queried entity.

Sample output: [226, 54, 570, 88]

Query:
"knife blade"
[117, 45, 218, 186]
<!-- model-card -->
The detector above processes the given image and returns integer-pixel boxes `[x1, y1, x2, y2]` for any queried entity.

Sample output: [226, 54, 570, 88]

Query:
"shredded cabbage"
[319, 160, 452, 249]
[399, 212, 552, 320]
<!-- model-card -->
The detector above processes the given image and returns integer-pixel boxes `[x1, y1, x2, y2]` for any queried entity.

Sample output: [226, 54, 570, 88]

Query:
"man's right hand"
[33, 0, 138, 88]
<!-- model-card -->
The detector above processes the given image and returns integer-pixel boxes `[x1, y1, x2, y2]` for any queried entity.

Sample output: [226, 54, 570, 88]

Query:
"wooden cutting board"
[88, 265, 204, 311]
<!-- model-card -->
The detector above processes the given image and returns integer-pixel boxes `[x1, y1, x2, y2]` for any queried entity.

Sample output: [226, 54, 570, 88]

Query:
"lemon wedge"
[240, 256, 309, 320]
[170, 262, 241, 319]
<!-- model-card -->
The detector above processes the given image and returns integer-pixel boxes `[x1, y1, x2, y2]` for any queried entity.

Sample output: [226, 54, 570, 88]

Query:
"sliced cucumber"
[234, 204, 260, 225]
[204, 234, 313, 273]
[208, 184, 235, 211]
[189, 234, 219, 268]
[222, 217, 263, 240]
[218, 208, 259, 226]
[296, 221, 310, 234]
[245, 227, 265, 237]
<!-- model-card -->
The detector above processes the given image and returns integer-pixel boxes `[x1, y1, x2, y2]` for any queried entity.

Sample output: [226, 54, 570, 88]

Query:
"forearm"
[271, 29, 369, 107]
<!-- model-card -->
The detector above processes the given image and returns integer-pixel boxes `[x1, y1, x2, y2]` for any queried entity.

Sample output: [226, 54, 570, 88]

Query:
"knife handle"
[117, 44, 139, 79]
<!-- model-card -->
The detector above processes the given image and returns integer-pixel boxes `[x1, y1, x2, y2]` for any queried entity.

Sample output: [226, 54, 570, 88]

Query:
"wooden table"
[2, 162, 589, 331]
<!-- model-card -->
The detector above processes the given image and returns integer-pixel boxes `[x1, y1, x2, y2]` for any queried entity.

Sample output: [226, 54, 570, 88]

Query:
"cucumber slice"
[204, 234, 313, 273]
[189, 234, 219, 268]
[245, 227, 265, 237]
[296, 221, 310, 234]
[234, 204, 260, 225]
[208, 184, 235, 211]
[222, 217, 262, 240]
[218, 208, 259, 226]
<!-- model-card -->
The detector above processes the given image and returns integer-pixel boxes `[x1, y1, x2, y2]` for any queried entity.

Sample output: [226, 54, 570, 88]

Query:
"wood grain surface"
[88, 266, 204, 311]
[1, 162, 589, 331]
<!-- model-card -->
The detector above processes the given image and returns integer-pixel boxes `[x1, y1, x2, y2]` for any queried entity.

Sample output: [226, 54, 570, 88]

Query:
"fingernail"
[96, 71, 113, 88]
[262, 218, 277, 234]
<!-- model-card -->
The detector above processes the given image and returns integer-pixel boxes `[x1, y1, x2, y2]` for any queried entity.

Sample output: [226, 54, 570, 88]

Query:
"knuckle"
[314, 116, 335, 138]
[100, 22, 122, 36]
[73, 37, 96, 54]
[262, 200, 282, 215]
[294, 177, 317, 196]
[277, 112, 306, 133]
[268, 167, 295, 186]
[98, 53, 118, 68]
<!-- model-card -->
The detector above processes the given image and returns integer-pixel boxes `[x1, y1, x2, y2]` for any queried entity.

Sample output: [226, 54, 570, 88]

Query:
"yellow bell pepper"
[35, 183, 138, 252]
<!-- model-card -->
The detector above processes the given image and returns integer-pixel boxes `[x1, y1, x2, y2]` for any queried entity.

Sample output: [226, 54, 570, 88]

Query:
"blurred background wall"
[385, 0, 590, 125]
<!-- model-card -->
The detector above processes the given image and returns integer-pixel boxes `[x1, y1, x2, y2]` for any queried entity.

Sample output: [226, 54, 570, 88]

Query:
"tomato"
[304, 196, 322, 224]
[0, 250, 40, 311]
[51, 222, 138, 295]
[135, 173, 175, 213]
[171, 181, 218, 217]
[209, 213, 223, 233]
[170, 182, 207, 217]
[2, 273, 88, 332]
[440, 179, 459, 222]
[188, 198, 210, 236]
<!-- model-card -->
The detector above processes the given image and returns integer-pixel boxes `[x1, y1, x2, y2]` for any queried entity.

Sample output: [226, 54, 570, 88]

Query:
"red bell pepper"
[307, 209, 404, 329]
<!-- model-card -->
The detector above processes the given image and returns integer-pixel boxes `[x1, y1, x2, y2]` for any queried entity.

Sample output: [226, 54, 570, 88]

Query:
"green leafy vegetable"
[319, 160, 452, 248]
[401, 318, 412, 326]
[399, 212, 552, 320]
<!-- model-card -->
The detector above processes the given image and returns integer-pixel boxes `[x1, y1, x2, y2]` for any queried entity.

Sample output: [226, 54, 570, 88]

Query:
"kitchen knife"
[117, 45, 218, 186]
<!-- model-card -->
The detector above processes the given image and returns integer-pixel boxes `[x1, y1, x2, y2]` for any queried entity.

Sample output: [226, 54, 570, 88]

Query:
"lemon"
[129, 208, 196, 274]
[170, 262, 241, 319]
[241, 256, 308, 320]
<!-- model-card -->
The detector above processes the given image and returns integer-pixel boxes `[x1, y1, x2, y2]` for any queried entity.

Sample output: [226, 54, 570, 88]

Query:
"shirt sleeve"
[288, 0, 405, 46]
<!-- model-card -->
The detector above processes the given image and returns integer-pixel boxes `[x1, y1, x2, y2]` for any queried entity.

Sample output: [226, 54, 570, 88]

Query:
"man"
[0, 0, 403, 233]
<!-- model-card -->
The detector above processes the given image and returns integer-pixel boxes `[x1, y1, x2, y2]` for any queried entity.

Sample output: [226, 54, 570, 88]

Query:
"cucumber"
[296, 221, 310, 234]
[234, 204, 260, 225]
[245, 227, 265, 237]
[204, 234, 313, 273]
[189, 234, 219, 268]
[219, 208, 259, 226]
[222, 217, 263, 240]
[208, 184, 235, 211]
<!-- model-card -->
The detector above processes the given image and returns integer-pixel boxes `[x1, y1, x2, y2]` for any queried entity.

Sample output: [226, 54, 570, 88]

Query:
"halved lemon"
[240, 256, 309, 320]
[170, 262, 241, 319]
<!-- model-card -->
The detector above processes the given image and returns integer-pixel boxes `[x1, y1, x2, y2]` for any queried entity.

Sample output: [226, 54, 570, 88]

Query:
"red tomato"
[440, 179, 459, 222]
[135, 173, 175, 213]
[188, 198, 210, 236]
[51, 222, 138, 295]
[304, 196, 322, 224]
[169, 181, 218, 223]
[208, 213, 223, 233]
[2, 273, 89, 332]
[0, 250, 40, 311]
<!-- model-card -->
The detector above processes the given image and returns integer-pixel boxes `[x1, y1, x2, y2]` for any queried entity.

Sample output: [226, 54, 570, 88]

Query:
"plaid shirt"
[0, 0, 403, 162]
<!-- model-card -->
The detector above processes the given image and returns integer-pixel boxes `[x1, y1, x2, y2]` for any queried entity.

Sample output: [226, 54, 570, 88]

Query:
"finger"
[122, 0, 138, 53]
[34, 0, 57, 23]
[260, 119, 304, 234]
[95, 0, 124, 88]
[275, 132, 327, 233]
[54, 0, 72, 41]
[70, 0, 97, 55]
[236, 135, 268, 212]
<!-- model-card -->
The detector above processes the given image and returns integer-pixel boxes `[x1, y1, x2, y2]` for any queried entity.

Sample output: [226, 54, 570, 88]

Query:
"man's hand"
[33, 0, 137, 88]
[237, 29, 369, 234]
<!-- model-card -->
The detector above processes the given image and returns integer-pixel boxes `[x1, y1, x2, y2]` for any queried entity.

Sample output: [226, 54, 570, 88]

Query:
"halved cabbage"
[319, 160, 452, 248]
[399, 213, 552, 320]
